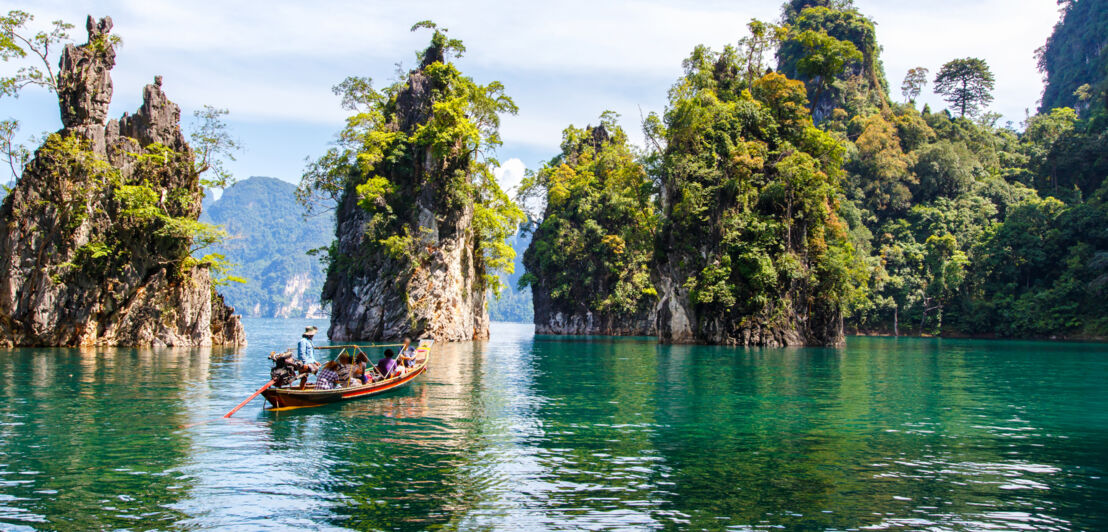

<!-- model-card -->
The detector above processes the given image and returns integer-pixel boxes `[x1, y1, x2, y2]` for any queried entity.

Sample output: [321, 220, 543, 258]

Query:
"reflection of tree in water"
[515, 336, 670, 528]
[0, 347, 212, 529]
[645, 339, 1085, 530]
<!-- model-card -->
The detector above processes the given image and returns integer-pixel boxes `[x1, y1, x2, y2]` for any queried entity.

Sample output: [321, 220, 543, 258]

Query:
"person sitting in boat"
[335, 352, 353, 387]
[315, 360, 340, 390]
[296, 326, 321, 390]
[353, 352, 371, 384]
[397, 337, 417, 368]
[376, 349, 399, 380]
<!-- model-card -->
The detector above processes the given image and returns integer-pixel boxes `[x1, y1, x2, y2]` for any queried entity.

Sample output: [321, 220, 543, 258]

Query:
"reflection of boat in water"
[262, 340, 433, 410]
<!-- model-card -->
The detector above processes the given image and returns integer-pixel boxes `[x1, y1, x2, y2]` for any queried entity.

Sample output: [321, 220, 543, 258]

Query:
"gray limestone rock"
[324, 41, 488, 343]
[0, 16, 244, 347]
[58, 16, 116, 129]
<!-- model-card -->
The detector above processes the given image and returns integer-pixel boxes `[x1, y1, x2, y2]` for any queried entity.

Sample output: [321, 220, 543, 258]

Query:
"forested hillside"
[818, 0, 1108, 338]
[1037, 0, 1108, 113]
[487, 231, 533, 323]
[201, 176, 332, 318]
[515, 0, 1108, 341]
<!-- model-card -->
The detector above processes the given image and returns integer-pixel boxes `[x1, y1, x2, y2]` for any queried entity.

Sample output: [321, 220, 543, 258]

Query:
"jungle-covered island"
[1, 0, 1106, 346]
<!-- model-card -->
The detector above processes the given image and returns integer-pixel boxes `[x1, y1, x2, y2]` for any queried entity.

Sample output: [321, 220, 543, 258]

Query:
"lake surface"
[0, 320, 1105, 530]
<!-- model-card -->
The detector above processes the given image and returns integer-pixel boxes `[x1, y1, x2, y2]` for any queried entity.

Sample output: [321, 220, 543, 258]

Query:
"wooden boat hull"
[262, 340, 432, 410]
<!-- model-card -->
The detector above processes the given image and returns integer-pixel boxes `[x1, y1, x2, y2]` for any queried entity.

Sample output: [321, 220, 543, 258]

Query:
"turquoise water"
[0, 319, 1106, 530]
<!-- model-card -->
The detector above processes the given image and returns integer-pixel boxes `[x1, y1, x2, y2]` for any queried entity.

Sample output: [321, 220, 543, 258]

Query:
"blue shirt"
[296, 336, 317, 365]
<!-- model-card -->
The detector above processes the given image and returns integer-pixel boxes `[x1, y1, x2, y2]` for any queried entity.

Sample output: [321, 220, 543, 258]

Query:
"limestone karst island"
[1, 1, 1106, 529]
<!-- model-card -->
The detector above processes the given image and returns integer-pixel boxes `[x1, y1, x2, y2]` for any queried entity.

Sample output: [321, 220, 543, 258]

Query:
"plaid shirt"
[315, 367, 339, 390]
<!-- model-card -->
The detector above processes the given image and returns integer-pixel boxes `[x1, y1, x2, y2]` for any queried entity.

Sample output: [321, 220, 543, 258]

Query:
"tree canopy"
[900, 67, 928, 102]
[933, 58, 995, 117]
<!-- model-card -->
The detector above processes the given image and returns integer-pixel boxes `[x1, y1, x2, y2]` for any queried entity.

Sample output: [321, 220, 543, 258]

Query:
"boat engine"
[268, 350, 303, 387]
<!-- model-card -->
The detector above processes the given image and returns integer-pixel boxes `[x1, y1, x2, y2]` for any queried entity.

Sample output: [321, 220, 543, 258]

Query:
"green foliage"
[777, 3, 887, 120]
[474, 164, 525, 295]
[1, 10, 74, 183]
[912, 140, 976, 202]
[969, 196, 1108, 336]
[933, 58, 996, 118]
[300, 23, 522, 301]
[519, 114, 657, 317]
[791, 29, 862, 103]
[900, 67, 929, 103]
[849, 113, 913, 216]
[836, 63, 1108, 338]
[1037, 0, 1108, 114]
[0, 9, 72, 97]
[658, 40, 864, 336]
[189, 105, 241, 190]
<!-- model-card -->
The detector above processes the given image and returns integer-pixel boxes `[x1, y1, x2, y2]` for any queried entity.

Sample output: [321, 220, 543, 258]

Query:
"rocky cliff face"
[0, 16, 245, 347]
[532, 288, 656, 336]
[323, 41, 488, 342]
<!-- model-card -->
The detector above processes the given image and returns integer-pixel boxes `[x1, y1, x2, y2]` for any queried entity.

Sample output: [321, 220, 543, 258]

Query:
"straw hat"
[304, 325, 318, 334]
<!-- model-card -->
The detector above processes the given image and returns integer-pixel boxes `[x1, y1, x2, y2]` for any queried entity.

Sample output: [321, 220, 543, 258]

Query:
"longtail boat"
[262, 339, 434, 410]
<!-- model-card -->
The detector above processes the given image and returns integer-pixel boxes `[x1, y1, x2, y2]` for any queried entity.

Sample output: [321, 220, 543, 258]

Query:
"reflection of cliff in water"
[0, 346, 217, 529]
[645, 339, 1063, 530]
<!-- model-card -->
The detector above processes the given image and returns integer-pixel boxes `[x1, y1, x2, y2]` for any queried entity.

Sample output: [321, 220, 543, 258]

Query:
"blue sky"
[3, 0, 1062, 194]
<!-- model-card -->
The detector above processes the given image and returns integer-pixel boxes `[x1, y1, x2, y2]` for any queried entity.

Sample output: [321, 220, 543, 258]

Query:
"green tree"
[738, 19, 786, 86]
[900, 67, 929, 103]
[933, 58, 995, 118]
[189, 105, 241, 191]
[518, 114, 658, 319]
[850, 113, 913, 216]
[791, 29, 863, 106]
[0, 9, 73, 96]
[0, 9, 73, 183]
[911, 140, 976, 202]
[919, 232, 968, 332]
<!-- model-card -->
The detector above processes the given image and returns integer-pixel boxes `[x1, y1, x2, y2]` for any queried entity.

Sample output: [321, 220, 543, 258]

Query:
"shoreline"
[847, 329, 1108, 344]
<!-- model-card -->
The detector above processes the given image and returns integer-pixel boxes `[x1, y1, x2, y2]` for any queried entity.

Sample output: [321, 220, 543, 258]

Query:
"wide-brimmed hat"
[304, 326, 318, 334]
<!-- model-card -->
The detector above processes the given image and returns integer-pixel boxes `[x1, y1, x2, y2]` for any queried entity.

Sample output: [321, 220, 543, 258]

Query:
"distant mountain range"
[201, 176, 332, 318]
[200, 175, 532, 322]
[488, 231, 533, 323]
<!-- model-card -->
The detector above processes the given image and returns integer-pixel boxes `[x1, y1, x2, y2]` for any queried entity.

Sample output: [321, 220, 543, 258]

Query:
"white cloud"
[494, 158, 527, 195]
[5, 0, 1066, 183]
[862, 0, 1060, 121]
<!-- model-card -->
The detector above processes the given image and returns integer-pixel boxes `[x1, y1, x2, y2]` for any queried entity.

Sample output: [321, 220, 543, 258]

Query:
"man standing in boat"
[296, 326, 321, 389]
